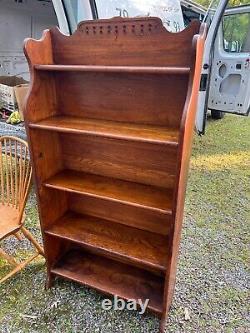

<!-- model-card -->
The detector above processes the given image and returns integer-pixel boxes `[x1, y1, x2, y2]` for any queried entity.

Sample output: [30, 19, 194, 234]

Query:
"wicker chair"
[0, 136, 44, 283]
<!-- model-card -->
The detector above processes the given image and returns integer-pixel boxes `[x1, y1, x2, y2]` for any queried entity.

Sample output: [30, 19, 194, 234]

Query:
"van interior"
[0, 0, 58, 81]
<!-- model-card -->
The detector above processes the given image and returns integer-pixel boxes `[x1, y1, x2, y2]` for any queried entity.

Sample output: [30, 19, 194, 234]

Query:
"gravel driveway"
[0, 121, 26, 140]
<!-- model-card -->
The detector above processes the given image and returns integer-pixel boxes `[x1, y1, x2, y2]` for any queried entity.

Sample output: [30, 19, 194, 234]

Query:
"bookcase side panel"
[160, 25, 207, 332]
[28, 129, 68, 275]
[24, 30, 58, 123]
[23, 30, 69, 283]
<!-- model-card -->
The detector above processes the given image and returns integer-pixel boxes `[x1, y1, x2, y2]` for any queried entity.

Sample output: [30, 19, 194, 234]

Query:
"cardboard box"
[0, 76, 28, 118]
[14, 84, 29, 121]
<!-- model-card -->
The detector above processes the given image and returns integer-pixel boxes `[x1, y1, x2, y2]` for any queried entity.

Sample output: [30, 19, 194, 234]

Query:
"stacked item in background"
[0, 76, 29, 123]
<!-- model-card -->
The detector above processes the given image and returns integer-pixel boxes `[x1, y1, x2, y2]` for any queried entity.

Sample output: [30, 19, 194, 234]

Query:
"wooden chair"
[0, 136, 44, 283]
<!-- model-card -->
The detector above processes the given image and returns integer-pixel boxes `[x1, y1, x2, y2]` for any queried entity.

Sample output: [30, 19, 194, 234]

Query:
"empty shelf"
[51, 249, 164, 314]
[34, 64, 190, 75]
[29, 116, 179, 146]
[44, 170, 173, 214]
[46, 211, 169, 272]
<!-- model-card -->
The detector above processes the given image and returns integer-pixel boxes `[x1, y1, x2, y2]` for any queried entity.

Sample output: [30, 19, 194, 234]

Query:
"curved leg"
[14, 232, 22, 241]
[20, 226, 44, 256]
[0, 253, 39, 284]
[0, 247, 18, 266]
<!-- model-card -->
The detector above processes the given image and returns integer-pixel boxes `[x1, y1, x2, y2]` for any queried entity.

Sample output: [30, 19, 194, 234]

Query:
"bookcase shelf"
[44, 170, 173, 214]
[51, 249, 164, 315]
[34, 64, 191, 75]
[45, 211, 169, 273]
[29, 116, 179, 145]
[24, 16, 206, 332]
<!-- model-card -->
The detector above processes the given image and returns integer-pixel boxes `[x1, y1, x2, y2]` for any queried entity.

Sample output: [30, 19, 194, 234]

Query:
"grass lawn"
[0, 114, 249, 333]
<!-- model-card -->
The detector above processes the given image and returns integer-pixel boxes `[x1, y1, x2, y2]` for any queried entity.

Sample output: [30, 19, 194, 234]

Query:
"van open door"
[208, 5, 250, 117]
[196, 2, 250, 134]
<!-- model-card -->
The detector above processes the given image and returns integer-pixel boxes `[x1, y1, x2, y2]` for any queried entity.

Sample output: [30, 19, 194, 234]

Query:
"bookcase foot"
[45, 273, 55, 289]
[160, 318, 167, 333]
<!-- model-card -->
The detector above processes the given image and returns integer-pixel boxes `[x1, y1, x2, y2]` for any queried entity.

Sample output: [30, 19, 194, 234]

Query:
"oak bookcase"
[24, 17, 206, 332]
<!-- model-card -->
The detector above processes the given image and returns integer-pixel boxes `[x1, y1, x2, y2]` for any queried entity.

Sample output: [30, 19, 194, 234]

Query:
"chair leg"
[14, 232, 22, 241]
[0, 247, 18, 266]
[0, 253, 39, 284]
[20, 226, 45, 256]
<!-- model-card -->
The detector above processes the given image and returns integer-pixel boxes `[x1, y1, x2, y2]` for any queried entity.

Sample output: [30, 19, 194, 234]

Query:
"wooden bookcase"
[23, 17, 206, 332]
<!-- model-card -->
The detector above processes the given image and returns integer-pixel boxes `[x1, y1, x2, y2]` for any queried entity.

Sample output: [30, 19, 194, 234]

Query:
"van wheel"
[211, 110, 225, 119]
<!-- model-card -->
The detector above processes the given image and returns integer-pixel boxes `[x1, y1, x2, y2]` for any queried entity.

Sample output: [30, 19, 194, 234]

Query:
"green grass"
[0, 114, 249, 333]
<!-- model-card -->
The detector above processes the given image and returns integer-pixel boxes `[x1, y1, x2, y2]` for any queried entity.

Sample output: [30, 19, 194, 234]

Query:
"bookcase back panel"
[56, 72, 188, 128]
[51, 18, 200, 67]
[69, 193, 172, 236]
[61, 133, 177, 188]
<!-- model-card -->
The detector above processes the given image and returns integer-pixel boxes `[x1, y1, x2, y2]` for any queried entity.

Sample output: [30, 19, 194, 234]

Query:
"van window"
[223, 13, 250, 53]
[95, 0, 185, 32]
[62, 0, 92, 32]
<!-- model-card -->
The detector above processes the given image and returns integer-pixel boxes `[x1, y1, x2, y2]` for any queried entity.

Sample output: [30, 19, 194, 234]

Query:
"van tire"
[211, 110, 225, 119]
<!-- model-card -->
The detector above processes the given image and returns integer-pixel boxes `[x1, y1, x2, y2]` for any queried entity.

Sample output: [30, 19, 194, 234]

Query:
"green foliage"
[196, 0, 250, 9]
[223, 13, 250, 52]
[195, 0, 250, 52]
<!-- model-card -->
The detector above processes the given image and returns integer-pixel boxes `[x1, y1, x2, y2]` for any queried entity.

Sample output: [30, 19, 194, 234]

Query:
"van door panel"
[208, 7, 250, 115]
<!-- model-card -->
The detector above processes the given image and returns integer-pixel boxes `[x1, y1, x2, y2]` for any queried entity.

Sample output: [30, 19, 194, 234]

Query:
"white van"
[0, 0, 249, 134]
